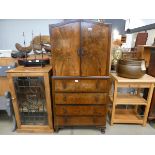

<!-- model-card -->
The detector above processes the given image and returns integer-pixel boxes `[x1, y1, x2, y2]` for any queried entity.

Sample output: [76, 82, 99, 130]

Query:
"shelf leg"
[111, 81, 118, 126]
[143, 84, 154, 126]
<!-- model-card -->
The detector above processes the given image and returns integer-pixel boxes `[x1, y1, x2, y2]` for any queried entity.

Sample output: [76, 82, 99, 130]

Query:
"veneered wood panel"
[51, 22, 80, 76]
[54, 79, 108, 92]
[55, 105, 106, 116]
[56, 116, 106, 126]
[55, 93, 107, 105]
[0, 58, 17, 66]
[81, 22, 111, 76]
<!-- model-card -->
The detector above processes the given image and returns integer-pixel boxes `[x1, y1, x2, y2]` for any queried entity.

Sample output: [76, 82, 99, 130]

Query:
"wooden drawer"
[55, 116, 106, 126]
[55, 93, 107, 105]
[54, 79, 108, 92]
[55, 105, 106, 116]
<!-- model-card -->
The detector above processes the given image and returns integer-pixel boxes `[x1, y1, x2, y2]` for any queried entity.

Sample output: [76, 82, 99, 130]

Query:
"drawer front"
[55, 105, 106, 116]
[55, 116, 106, 126]
[54, 79, 108, 92]
[55, 93, 107, 105]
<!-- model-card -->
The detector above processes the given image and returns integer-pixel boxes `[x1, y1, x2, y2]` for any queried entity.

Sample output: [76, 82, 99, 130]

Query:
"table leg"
[143, 83, 154, 126]
[111, 81, 118, 125]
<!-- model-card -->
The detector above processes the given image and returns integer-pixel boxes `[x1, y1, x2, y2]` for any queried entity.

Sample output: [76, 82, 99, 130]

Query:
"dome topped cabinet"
[50, 20, 111, 133]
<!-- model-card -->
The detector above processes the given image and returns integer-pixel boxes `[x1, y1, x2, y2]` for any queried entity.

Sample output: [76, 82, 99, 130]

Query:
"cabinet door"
[50, 22, 80, 76]
[81, 21, 111, 76]
[13, 77, 48, 125]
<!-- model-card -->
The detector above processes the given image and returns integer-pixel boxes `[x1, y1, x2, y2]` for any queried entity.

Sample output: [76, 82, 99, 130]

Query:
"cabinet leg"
[100, 127, 106, 134]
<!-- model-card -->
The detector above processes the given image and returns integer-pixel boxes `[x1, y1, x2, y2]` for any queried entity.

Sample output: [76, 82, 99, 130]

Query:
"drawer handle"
[63, 96, 67, 102]
[63, 108, 67, 114]
[62, 81, 67, 89]
[93, 109, 98, 114]
[95, 96, 99, 102]
[96, 80, 99, 89]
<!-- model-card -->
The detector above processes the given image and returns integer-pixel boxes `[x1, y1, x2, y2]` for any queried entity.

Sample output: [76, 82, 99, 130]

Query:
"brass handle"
[62, 81, 67, 89]
[96, 80, 99, 89]
[93, 109, 100, 115]
[77, 48, 80, 56]
[95, 96, 99, 102]
[63, 108, 67, 114]
[81, 48, 84, 56]
[63, 96, 67, 102]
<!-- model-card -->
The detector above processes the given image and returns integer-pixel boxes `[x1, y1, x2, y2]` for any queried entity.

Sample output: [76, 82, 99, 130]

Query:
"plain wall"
[0, 19, 125, 50]
[0, 19, 63, 50]
[104, 19, 125, 35]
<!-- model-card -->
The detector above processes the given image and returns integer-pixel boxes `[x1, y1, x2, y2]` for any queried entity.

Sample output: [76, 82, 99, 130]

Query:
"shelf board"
[110, 94, 147, 105]
[113, 109, 143, 124]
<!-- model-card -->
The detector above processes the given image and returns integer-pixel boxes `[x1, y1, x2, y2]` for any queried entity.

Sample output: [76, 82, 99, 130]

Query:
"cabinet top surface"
[137, 45, 155, 48]
[110, 73, 155, 83]
[6, 65, 52, 73]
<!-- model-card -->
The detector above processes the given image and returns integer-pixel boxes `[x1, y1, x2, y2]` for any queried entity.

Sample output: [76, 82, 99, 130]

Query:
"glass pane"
[13, 77, 48, 125]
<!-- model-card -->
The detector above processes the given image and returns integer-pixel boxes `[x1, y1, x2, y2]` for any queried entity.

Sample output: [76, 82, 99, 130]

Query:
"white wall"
[0, 19, 63, 50]
[125, 19, 155, 30]
[127, 29, 155, 48]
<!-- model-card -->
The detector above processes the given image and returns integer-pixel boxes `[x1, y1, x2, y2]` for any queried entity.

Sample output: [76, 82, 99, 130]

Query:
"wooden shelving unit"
[113, 109, 143, 124]
[110, 94, 147, 105]
[109, 73, 155, 126]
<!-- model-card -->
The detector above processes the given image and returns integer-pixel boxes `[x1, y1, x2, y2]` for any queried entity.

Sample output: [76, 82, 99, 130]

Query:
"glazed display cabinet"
[7, 66, 53, 132]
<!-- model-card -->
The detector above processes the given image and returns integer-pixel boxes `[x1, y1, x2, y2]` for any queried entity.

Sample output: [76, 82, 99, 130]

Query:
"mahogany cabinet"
[49, 20, 111, 133]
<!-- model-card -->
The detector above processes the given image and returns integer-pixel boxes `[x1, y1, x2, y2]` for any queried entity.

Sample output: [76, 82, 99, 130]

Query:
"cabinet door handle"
[77, 48, 80, 56]
[81, 48, 84, 56]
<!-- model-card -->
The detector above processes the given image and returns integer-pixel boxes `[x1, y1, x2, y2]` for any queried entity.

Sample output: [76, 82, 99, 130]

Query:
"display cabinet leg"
[12, 115, 17, 132]
[54, 127, 59, 133]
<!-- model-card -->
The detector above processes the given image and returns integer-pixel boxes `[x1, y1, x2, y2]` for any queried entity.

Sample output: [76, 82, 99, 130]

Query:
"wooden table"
[7, 66, 53, 133]
[109, 73, 155, 126]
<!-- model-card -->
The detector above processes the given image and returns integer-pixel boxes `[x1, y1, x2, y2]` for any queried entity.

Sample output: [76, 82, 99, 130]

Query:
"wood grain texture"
[81, 22, 111, 76]
[54, 79, 108, 92]
[55, 93, 107, 105]
[55, 105, 106, 116]
[50, 20, 111, 132]
[50, 20, 111, 76]
[0, 77, 10, 96]
[110, 73, 155, 126]
[55, 116, 106, 126]
[0, 57, 17, 66]
[51, 22, 80, 76]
